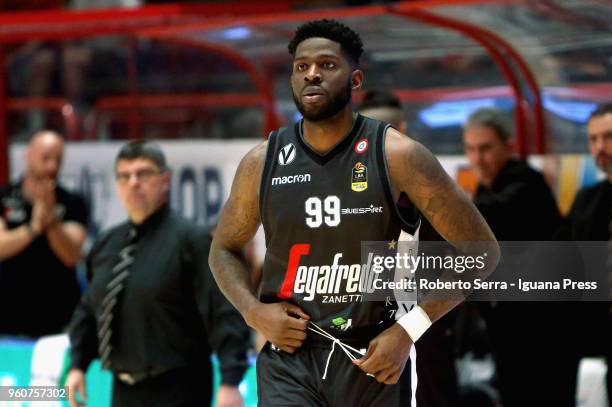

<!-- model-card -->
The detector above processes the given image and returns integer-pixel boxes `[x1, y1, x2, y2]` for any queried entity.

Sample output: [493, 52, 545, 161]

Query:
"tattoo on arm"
[390, 131, 494, 244]
[386, 129, 500, 322]
[209, 142, 267, 318]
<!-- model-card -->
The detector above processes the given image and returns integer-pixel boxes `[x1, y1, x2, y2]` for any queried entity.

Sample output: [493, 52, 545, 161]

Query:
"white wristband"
[397, 305, 432, 342]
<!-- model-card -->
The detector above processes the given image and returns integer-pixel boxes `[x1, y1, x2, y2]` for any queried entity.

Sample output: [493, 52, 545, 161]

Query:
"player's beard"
[293, 78, 352, 122]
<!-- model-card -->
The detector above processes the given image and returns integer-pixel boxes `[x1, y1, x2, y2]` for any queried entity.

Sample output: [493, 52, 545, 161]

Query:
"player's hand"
[216, 384, 244, 407]
[353, 323, 412, 384]
[66, 368, 87, 407]
[30, 200, 48, 236]
[30, 179, 57, 233]
[31, 200, 56, 234]
[245, 301, 310, 353]
[40, 178, 56, 201]
[39, 179, 57, 226]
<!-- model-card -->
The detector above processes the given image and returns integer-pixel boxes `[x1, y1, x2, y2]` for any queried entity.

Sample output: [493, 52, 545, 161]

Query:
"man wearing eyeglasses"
[0, 130, 88, 338]
[66, 140, 249, 407]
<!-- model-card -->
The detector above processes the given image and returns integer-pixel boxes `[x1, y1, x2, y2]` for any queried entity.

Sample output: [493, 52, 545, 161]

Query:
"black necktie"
[98, 227, 138, 369]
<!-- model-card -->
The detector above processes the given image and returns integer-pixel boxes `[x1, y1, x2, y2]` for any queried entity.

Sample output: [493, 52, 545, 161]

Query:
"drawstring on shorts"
[307, 322, 372, 380]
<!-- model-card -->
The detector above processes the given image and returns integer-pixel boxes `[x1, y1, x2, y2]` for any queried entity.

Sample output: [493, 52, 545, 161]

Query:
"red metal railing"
[0, 0, 561, 184]
[154, 37, 280, 135]
[398, 6, 547, 155]
[6, 97, 79, 139]
[0, 47, 7, 184]
[89, 93, 265, 139]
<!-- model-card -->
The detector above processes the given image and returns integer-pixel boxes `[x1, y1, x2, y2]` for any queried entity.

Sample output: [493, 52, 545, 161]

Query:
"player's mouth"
[302, 87, 326, 103]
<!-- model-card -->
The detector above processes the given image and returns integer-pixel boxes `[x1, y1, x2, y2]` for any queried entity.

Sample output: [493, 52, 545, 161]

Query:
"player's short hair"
[115, 140, 167, 171]
[288, 19, 364, 66]
[358, 90, 402, 111]
[465, 107, 513, 142]
[588, 103, 612, 123]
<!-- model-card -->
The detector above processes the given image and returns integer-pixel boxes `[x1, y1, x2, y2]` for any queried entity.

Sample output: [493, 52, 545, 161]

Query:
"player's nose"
[304, 66, 321, 83]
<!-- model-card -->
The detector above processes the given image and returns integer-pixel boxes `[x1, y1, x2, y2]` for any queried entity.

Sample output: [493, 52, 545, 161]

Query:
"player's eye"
[296, 63, 308, 72]
[322, 61, 336, 69]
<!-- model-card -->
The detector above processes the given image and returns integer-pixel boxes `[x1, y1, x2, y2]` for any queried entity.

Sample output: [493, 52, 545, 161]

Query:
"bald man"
[0, 130, 88, 337]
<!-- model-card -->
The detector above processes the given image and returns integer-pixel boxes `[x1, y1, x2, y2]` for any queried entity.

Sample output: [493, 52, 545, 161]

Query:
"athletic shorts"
[256, 341, 414, 407]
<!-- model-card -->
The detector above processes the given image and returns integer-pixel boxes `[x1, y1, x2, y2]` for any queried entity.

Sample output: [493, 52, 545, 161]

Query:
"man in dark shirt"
[464, 108, 578, 406]
[0, 130, 88, 338]
[67, 141, 249, 407]
[563, 103, 612, 402]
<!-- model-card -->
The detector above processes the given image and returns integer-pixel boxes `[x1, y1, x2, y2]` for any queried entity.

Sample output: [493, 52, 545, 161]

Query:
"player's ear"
[351, 69, 364, 91]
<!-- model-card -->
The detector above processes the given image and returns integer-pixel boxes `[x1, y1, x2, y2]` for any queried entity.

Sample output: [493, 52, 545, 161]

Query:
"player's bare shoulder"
[234, 139, 268, 197]
[241, 140, 268, 177]
[214, 140, 268, 248]
[383, 127, 442, 190]
[384, 126, 416, 167]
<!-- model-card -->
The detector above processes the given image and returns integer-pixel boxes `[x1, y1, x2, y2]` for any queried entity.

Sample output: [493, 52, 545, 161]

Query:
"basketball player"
[209, 19, 498, 406]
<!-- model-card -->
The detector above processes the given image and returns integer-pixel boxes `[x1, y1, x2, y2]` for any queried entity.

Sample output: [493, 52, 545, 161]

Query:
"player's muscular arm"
[354, 129, 499, 384]
[209, 141, 309, 353]
[386, 128, 499, 321]
[210, 141, 266, 316]
[386, 128, 494, 242]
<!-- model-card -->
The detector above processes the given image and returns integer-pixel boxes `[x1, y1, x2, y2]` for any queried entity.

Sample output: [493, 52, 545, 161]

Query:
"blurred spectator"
[357, 89, 407, 133]
[8, 39, 92, 141]
[561, 103, 612, 402]
[563, 103, 612, 237]
[228, 109, 264, 139]
[463, 107, 578, 406]
[8, 42, 64, 141]
[67, 140, 248, 407]
[0, 130, 88, 338]
[358, 89, 460, 407]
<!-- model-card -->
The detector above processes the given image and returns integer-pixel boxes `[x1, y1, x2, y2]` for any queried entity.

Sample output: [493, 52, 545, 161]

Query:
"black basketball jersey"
[259, 114, 420, 341]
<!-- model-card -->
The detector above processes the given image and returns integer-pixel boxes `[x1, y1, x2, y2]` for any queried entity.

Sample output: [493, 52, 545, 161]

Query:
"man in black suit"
[464, 107, 577, 407]
[67, 141, 249, 407]
[562, 103, 611, 403]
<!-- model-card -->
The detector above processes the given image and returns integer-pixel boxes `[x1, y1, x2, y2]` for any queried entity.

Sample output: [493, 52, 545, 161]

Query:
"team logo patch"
[351, 162, 368, 192]
[331, 317, 353, 331]
[278, 143, 296, 166]
[4, 207, 26, 223]
[2, 197, 26, 223]
[354, 139, 368, 154]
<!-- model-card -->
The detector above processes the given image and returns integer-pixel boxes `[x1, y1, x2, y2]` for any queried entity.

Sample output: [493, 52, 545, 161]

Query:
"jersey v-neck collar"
[295, 113, 363, 166]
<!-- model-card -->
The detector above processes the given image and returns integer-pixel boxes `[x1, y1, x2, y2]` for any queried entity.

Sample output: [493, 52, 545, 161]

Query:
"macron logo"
[271, 173, 311, 186]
